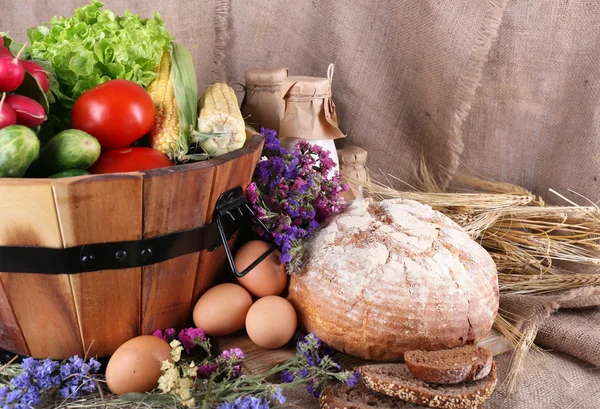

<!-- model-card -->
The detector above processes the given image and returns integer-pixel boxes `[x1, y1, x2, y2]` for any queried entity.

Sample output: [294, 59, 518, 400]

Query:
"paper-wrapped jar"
[279, 64, 345, 168]
[241, 67, 289, 133]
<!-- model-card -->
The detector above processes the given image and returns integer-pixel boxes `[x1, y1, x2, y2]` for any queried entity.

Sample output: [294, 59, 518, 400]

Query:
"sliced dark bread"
[359, 362, 497, 409]
[404, 345, 493, 384]
[319, 382, 424, 409]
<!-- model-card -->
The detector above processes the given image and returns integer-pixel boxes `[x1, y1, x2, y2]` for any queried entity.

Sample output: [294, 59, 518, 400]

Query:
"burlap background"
[2, 1, 600, 407]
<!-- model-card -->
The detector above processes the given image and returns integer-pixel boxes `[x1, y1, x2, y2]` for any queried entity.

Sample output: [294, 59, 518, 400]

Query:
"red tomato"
[89, 148, 173, 174]
[71, 79, 155, 150]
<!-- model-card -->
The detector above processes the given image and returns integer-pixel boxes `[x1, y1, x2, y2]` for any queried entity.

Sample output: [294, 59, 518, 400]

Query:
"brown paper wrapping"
[338, 146, 369, 201]
[279, 65, 345, 141]
[241, 67, 289, 132]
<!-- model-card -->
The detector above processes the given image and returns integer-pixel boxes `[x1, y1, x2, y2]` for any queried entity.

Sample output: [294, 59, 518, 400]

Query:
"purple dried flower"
[19, 385, 41, 406]
[220, 348, 244, 361]
[246, 182, 259, 204]
[10, 373, 32, 390]
[5, 389, 22, 404]
[272, 388, 286, 404]
[178, 327, 206, 353]
[249, 129, 348, 273]
[216, 395, 271, 409]
[20, 358, 37, 373]
[280, 370, 295, 383]
[298, 368, 309, 378]
[197, 363, 219, 377]
[152, 328, 176, 342]
[306, 380, 321, 398]
[346, 371, 360, 388]
[59, 385, 79, 399]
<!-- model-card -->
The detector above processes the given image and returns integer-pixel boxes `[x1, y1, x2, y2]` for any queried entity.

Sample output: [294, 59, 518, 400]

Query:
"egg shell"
[235, 240, 288, 297]
[105, 335, 171, 395]
[246, 295, 298, 349]
[193, 283, 253, 336]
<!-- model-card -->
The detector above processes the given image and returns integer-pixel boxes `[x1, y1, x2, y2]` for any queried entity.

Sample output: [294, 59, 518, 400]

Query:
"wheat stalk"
[345, 167, 600, 388]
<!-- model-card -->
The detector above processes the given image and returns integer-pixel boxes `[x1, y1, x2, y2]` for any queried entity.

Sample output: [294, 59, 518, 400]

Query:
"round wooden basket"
[0, 129, 264, 360]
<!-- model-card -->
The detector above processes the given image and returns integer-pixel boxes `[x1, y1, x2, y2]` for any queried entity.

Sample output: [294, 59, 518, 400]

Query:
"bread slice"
[359, 362, 497, 409]
[319, 382, 423, 409]
[404, 346, 493, 384]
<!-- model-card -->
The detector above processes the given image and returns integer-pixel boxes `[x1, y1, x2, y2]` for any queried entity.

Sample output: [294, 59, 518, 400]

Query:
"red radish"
[0, 47, 11, 57]
[20, 60, 49, 93]
[5, 94, 46, 127]
[0, 93, 17, 129]
[0, 43, 27, 92]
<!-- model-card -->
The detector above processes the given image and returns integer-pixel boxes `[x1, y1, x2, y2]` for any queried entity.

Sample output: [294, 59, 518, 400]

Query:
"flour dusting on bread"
[288, 199, 499, 361]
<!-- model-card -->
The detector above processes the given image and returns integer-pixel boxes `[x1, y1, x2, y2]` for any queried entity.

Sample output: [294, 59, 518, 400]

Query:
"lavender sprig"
[248, 128, 349, 273]
[208, 332, 355, 408]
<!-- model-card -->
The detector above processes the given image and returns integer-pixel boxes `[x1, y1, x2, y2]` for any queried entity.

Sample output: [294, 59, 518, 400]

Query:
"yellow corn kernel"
[196, 83, 246, 157]
[148, 52, 181, 159]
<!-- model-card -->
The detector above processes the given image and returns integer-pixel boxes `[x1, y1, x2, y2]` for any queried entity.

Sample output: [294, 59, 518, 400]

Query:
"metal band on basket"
[0, 186, 276, 277]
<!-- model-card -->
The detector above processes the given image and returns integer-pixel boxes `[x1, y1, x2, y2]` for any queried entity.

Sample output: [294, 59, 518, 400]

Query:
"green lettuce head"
[26, 0, 174, 109]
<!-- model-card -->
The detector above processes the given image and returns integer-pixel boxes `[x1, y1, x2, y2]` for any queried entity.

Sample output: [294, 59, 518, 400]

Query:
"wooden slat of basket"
[214, 329, 512, 375]
[140, 162, 216, 334]
[0, 180, 83, 358]
[192, 132, 264, 301]
[52, 174, 144, 357]
[0, 282, 27, 355]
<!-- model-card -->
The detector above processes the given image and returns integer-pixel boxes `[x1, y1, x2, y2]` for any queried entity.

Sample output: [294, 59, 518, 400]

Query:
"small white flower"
[260, 156, 268, 162]
[176, 377, 194, 401]
[169, 340, 184, 362]
[157, 361, 180, 393]
[181, 398, 196, 408]
[183, 361, 197, 377]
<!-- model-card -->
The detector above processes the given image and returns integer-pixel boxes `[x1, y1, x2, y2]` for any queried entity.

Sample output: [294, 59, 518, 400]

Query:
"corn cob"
[147, 43, 197, 162]
[193, 83, 246, 157]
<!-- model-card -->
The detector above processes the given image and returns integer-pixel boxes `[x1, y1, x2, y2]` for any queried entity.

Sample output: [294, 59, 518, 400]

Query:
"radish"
[20, 60, 50, 93]
[0, 43, 27, 92]
[0, 47, 11, 57]
[5, 94, 46, 127]
[0, 93, 17, 129]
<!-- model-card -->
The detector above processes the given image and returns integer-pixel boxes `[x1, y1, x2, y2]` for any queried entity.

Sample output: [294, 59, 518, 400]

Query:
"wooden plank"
[140, 163, 215, 334]
[192, 133, 265, 302]
[52, 174, 143, 357]
[214, 329, 512, 375]
[0, 180, 83, 358]
[0, 278, 28, 355]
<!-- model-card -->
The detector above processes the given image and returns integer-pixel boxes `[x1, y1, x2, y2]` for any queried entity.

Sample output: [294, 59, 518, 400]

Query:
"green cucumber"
[0, 125, 40, 177]
[48, 169, 90, 178]
[29, 129, 100, 176]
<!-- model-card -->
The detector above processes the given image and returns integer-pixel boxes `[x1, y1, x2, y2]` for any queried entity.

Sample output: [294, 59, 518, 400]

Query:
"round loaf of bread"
[287, 199, 499, 361]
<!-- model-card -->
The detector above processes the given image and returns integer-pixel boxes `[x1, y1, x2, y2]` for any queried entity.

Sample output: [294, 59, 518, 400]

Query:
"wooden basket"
[0, 130, 264, 359]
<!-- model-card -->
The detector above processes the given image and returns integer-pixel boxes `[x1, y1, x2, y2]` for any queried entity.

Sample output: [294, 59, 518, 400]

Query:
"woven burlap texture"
[2, 1, 600, 408]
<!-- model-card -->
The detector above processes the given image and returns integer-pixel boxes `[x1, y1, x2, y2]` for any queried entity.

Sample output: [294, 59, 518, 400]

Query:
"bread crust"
[359, 362, 497, 409]
[319, 383, 423, 409]
[404, 346, 493, 384]
[288, 199, 499, 361]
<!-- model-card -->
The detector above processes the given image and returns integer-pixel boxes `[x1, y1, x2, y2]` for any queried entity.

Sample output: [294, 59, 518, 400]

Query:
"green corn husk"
[170, 42, 198, 160]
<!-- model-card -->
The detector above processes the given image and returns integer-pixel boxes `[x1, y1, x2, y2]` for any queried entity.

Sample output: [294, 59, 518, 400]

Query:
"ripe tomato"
[89, 148, 173, 174]
[71, 79, 155, 150]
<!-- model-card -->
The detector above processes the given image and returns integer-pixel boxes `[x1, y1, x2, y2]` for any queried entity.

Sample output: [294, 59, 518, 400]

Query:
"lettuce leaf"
[26, 0, 173, 110]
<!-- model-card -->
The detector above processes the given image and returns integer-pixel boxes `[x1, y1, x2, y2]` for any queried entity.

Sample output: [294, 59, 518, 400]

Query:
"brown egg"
[106, 335, 171, 395]
[193, 283, 253, 336]
[235, 240, 288, 297]
[245, 295, 297, 349]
